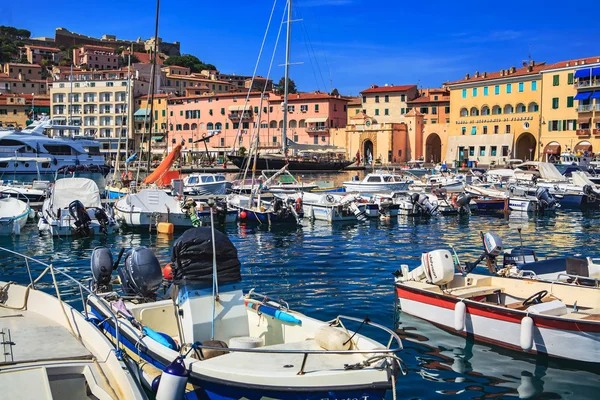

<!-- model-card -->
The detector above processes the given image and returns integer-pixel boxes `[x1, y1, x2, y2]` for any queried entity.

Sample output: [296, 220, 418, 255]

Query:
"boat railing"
[0, 247, 127, 359]
[519, 269, 600, 288]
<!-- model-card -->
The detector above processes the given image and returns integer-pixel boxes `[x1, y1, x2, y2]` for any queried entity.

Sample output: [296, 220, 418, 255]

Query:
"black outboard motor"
[215, 200, 229, 225]
[118, 247, 163, 298]
[68, 200, 92, 236]
[583, 184, 600, 201]
[94, 208, 110, 234]
[90, 247, 114, 293]
[535, 187, 559, 210]
[455, 193, 473, 214]
[503, 247, 538, 267]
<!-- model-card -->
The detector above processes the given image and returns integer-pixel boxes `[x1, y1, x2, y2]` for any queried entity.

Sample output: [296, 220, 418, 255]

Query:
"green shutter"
[553, 75, 559, 86]
[225, 123, 229, 129]
[567, 73, 574, 85]
[562, 120, 567, 131]
[567, 96, 574, 107]
[552, 98, 559, 109]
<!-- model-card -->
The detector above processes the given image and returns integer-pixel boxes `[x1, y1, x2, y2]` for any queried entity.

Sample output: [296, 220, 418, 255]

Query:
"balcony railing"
[228, 112, 253, 120]
[594, 129, 600, 136]
[306, 126, 329, 133]
[577, 104, 593, 112]
[576, 129, 591, 136]
[574, 80, 600, 89]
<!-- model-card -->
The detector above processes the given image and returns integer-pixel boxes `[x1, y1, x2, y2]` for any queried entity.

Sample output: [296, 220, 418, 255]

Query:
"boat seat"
[447, 285, 504, 299]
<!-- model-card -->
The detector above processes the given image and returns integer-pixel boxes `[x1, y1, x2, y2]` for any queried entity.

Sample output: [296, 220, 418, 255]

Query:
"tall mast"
[282, 0, 292, 154]
[125, 43, 132, 173]
[69, 63, 73, 126]
[146, 0, 160, 173]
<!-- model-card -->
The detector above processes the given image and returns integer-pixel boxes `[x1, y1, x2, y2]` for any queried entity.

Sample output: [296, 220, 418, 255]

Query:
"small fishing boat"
[230, 168, 318, 194]
[183, 173, 230, 195]
[343, 171, 412, 193]
[0, 193, 31, 235]
[0, 248, 145, 400]
[296, 192, 367, 222]
[38, 177, 118, 237]
[88, 227, 405, 399]
[0, 179, 50, 202]
[411, 174, 469, 193]
[394, 238, 600, 364]
[227, 193, 301, 225]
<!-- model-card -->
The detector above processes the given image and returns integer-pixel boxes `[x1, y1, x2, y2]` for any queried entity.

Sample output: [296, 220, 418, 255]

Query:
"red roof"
[360, 85, 416, 94]
[284, 92, 349, 101]
[123, 51, 163, 64]
[445, 63, 548, 85]
[0, 74, 20, 82]
[407, 95, 449, 104]
[540, 56, 600, 71]
[26, 45, 61, 52]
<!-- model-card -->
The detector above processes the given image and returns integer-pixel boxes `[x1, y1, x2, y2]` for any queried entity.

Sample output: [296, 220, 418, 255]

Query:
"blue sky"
[2, 0, 599, 95]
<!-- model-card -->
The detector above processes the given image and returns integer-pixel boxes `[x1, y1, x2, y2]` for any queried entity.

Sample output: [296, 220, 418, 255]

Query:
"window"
[469, 147, 475, 156]
[553, 75, 559, 86]
[461, 127, 466, 135]
[374, 109, 379, 115]
[221, 108, 225, 115]
[528, 102, 539, 112]
[460, 107, 468, 117]
[548, 120, 560, 131]
[506, 84, 512, 94]
[531, 81, 537, 91]
[552, 98, 559, 109]
[479, 146, 486, 156]
[400, 108, 406, 114]
[384, 95, 389, 102]
[494, 125, 499, 134]
[375, 95, 380, 103]
[176, 124, 182, 131]
[472, 88, 478, 97]
[400, 94, 406, 101]
[567, 96, 574, 108]
[491, 146, 497, 156]
[431, 119, 437, 124]
[494, 85, 500, 95]
[462, 89, 467, 98]
[502, 146, 509, 157]
[567, 119, 576, 130]
[568, 73, 574, 85]
[420, 107, 428, 114]
[481, 106, 490, 116]
[483, 87, 489, 96]
[505, 124, 511, 133]
[314, 104, 319, 112]
[445, 106, 450, 113]
[300, 105, 308, 112]
[483, 126, 488, 134]
[471, 126, 476, 135]
[313, 135, 318, 144]
[431, 106, 437, 115]
[355, 109, 360, 114]
[518, 82, 524, 92]
[384, 109, 389, 115]
[362, 96, 367, 103]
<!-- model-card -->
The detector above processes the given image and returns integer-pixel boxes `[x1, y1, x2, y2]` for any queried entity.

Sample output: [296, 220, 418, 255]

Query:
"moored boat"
[343, 171, 412, 193]
[0, 194, 30, 235]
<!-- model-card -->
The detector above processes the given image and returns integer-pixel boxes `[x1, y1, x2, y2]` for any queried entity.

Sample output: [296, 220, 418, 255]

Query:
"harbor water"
[1, 171, 599, 399]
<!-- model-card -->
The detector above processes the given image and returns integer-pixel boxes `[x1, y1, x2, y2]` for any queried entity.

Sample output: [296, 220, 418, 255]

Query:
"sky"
[2, 0, 600, 96]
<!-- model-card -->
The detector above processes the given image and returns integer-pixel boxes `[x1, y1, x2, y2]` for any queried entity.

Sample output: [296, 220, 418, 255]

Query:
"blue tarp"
[125, 153, 138, 164]
[574, 92, 592, 100]
[574, 68, 591, 78]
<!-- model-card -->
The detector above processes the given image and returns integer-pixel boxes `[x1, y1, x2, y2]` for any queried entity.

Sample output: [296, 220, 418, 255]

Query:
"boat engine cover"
[421, 249, 455, 285]
[90, 246, 113, 291]
[483, 232, 503, 256]
[123, 247, 162, 297]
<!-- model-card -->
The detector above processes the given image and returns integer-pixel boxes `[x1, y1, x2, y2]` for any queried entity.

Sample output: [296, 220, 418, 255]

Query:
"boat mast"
[69, 64, 73, 127]
[146, 0, 160, 173]
[125, 43, 132, 174]
[281, 0, 292, 155]
[112, 44, 132, 181]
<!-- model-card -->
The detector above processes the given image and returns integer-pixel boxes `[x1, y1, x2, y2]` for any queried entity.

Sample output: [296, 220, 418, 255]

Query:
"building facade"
[21, 45, 61, 65]
[73, 45, 119, 70]
[445, 62, 544, 165]
[539, 57, 600, 160]
[407, 88, 451, 163]
[134, 94, 171, 155]
[0, 63, 47, 95]
[0, 94, 50, 128]
[165, 92, 349, 155]
[359, 84, 418, 124]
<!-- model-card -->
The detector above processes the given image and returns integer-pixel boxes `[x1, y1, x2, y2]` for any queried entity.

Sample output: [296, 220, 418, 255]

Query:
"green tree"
[274, 77, 298, 95]
[164, 54, 215, 73]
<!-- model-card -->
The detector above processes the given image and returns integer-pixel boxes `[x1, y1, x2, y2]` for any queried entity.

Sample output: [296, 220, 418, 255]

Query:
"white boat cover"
[121, 188, 183, 213]
[0, 197, 29, 219]
[517, 162, 565, 181]
[571, 171, 596, 187]
[50, 178, 101, 212]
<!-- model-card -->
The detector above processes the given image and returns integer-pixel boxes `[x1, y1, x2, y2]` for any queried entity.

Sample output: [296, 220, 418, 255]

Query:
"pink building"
[22, 45, 61, 64]
[73, 45, 119, 70]
[166, 91, 349, 154]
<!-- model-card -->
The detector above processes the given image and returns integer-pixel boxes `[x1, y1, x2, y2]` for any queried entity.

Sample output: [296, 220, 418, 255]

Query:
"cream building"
[50, 73, 150, 157]
[359, 84, 418, 124]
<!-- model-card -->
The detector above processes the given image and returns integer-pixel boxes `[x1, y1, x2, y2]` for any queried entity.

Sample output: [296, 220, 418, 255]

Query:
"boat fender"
[155, 357, 189, 400]
[520, 316, 534, 351]
[143, 326, 179, 350]
[229, 336, 264, 349]
[240, 211, 247, 219]
[454, 301, 466, 332]
[28, 209, 36, 219]
[295, 197, 303, 212]
[12, 220, 21, 235]
[315, 326, 352, 351]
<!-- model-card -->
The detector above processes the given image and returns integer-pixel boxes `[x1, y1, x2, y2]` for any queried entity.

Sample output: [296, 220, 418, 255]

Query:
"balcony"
[594, 129, 600, 136]
[228, 112, 253, 121]
[576, 129, 591, 136]
[576, 104, 593, 112]
[306, 126, 329, 133]
[574, 80, 600, 89]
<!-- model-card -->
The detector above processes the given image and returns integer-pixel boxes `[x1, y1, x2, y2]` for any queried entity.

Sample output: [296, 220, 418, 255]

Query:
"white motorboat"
[0, 248, 145, 400]
[183, 173, 230, 195]
[343, 171, 412, 193]
[0, 178, 50, 202]
[297, 192, 366, 222]
[87, 227, 404, 399]
[38, 177, 118, 237]
[0, 194, 30, 235]
[231, 168, 318, 194]
[465, 185, 557, 213]
[0, 118, 107, 175]
[411, 173, 469, 193]
[394, 244, 600, 364]
[114, 188, 196, 229]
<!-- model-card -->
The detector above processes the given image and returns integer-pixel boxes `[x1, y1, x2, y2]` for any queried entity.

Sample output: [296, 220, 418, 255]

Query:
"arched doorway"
[425, 133, 442, 163]
[515, 132, 537, 161]
[363, 139, 374, 165]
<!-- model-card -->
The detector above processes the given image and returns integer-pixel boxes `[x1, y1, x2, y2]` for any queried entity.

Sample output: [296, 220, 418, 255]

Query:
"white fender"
[13, 220, 21, 235]
[520, 316, 534, 351]
[156, 358, 189, 400]
[454, 301, 466, 331]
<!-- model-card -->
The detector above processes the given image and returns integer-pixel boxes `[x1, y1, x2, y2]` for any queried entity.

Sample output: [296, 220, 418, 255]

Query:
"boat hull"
[343, 182, 410, 193]
[115, 208, 195, 228]
[228, 155, 353, 172]
[395, 284, 600, 363]
[0, 208, 29, 235]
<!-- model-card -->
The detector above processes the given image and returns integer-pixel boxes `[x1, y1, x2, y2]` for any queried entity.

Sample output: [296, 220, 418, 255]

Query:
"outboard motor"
[118, 247, 163, 298]
[68, 200, 92, 236]
[583, 184, 600, 201]
[215, 200, 229, 225]
[503, 247, 538, 267]
[94, 208, 110, 234]
[398, 249, 455, 286]
[90, 247, 114, 293]
[535, 187, 559, 210]
[455, 193, 473, 215]
[464, 232, 503, 274]
[415, 194, 439, 216]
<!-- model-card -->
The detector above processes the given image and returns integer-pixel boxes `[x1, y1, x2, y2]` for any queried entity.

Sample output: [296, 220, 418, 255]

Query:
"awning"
[151, 136, 164, 141]
[305, 117, 328, 123]
[578, 116, 591, 123]
[543, 143, 561, 155]
[574, 92, 592, 100]
[574, 68, 591, 79]
[574, 142, 592, 152]
[591, 91, 600, 99]
[592, 67, 600, 77]
[228, 105, 251, 112]
[134, 108, 150, 116]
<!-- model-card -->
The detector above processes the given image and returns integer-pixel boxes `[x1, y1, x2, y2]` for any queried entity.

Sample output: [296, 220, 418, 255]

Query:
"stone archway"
[515, 132, 537, 161]
[363, 139, 374, 165]
[425, 133, 442, 163]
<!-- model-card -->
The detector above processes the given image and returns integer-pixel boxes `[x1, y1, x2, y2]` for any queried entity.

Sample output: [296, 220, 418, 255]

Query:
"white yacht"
[343, 171, 412, 193]
[0, 117, 107, 175]
[182, 173, 230, 195]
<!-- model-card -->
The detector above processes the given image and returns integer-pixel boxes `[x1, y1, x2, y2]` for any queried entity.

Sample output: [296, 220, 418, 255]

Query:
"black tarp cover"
[171, 227, 242, 286]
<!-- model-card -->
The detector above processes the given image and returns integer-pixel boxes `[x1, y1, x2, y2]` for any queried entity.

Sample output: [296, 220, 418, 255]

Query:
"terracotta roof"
[445, 63, 548, 85]
[26, 45, 61, 52]
[124, 51, 163, 64]
[0, 74, 21, 82]
[80, 45, 115, 52]
[284, 92, 350, 102]
[540, 56, 600, 71]
[407, 95, 449, 104]
[360, 85, 416, 94]
[165, 65, 189, 70]
[3, 63, 42, 68]
[350, 112, 371, 120]
[346, 96, 362, 106]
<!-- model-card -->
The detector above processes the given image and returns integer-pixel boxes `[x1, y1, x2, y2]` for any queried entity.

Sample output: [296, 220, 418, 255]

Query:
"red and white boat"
[394, 248, 600, 364]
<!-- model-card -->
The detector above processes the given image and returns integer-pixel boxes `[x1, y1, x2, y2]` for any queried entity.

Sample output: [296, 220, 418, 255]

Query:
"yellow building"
[539, 56, 600, 160]
[445, 62, 544, 165]
[359, 84, 418, 124]
[134, 94, 171, 154]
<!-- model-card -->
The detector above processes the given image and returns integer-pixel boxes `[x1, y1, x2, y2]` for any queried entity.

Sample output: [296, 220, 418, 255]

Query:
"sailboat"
[227, 1, 352, 172]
